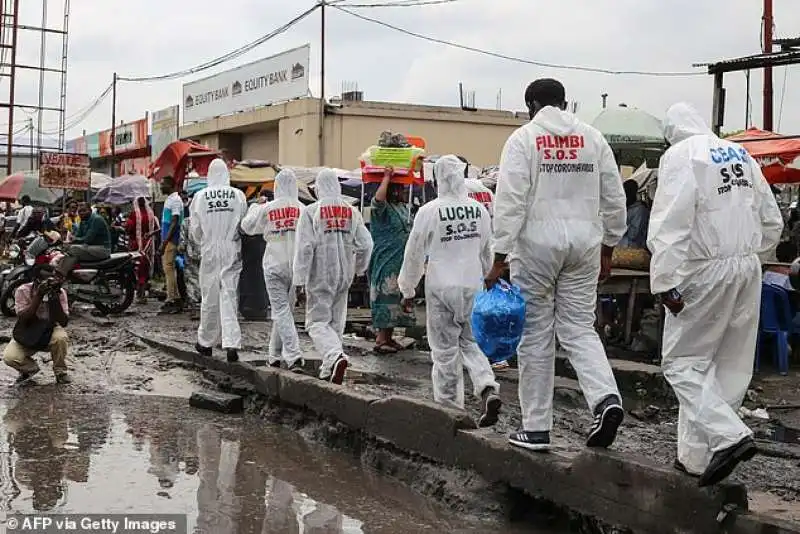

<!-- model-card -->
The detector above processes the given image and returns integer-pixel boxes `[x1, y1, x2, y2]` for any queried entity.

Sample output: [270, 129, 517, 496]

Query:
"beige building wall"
[180, 98, 527, 169]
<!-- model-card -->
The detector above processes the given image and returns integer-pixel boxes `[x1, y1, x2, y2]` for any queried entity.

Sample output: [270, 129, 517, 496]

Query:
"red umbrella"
[0, 171, 60, 204]
[149, 140, 220, 191]
[727, 128, 800, 184]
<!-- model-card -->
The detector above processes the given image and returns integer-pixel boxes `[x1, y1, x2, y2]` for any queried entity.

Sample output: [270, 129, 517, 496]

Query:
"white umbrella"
[90, 172, 112, 190]
[592, 106, 665, 148]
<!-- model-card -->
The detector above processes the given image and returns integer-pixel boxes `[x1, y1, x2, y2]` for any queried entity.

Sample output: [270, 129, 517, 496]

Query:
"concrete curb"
[132, 331, 800, 534]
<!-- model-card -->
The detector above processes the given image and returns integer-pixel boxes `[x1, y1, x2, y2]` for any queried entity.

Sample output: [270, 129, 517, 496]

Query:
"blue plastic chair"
[757, 283, 791, 375]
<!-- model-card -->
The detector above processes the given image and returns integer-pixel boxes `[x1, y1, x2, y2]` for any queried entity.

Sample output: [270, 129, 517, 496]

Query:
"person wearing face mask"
[398, 155, 501, 426]
[190, 159, 248, 362]
[648, 102, 782, 486]
[293, 169, 373, 384]
[486, 78, 628, 452]
[242, 168, 305, 372]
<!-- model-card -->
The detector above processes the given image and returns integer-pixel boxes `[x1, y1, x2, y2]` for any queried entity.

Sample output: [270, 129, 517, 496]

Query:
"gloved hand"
[401, 298, 413, 314]
[295, 286, 306, 307]
[661, 289, 684, 315]
[599, 245, 614, 282]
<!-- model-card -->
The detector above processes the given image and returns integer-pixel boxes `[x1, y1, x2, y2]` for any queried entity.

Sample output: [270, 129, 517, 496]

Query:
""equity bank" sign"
[182, 45, 309, 124]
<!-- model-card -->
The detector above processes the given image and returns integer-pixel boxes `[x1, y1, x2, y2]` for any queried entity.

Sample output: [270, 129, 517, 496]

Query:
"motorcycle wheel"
[1, 278, 27, 317]
[94, 271, 135, 315]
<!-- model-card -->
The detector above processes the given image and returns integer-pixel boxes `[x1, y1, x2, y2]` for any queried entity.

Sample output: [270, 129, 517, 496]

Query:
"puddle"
[0, 391, 558, 533]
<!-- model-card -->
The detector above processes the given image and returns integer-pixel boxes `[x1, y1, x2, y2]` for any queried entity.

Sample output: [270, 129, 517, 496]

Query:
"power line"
[778, 65, 789, 131]
[35, 82, 113, 135]
[342, 0, 462, 7]
[118, 5, 318, 82]
[333, 5, 704, 77]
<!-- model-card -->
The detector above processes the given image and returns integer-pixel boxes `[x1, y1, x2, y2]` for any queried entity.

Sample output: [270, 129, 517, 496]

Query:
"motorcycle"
[0, 234, 139, 317]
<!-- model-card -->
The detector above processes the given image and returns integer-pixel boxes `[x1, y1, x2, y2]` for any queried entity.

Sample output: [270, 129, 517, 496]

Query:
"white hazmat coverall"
[293, 169, 373, 379]
[465, 178, 494, 220]
[493, 105, 627, 432]
[190, 159, 248, 350]
[648, 103, 783, 475]
[241, 169, 305, 367]
[398, 155, 499, 409]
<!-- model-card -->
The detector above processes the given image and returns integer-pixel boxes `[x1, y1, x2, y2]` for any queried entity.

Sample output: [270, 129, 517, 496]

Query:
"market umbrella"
[727, 128, 800, 184]
[0, 171, 60, 204]
[92, 174, 150, 205]
[90, 172, 112, 190]
[592, 106, 666, 148]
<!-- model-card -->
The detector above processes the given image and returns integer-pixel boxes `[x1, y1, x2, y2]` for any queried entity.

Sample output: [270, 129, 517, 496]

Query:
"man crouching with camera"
[4, 266, 71, 385]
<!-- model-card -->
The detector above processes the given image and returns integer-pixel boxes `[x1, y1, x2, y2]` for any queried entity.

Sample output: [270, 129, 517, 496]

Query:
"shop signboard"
[182, 44, 310, 124]
[98, 118, 148, 157]
[151, 105, 179, 161]
[38, 151, 91, 190]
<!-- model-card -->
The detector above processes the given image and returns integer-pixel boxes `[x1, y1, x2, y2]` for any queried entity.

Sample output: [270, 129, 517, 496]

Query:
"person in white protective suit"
[190, 158, 248, 363]
[398, 155, 502, 426]
[486, 79, 628, 451]
[456, 155, 495, 218]
[293, 169, 373, 384]
[241, 168, 305, 372]
[648, 102, 783, 486]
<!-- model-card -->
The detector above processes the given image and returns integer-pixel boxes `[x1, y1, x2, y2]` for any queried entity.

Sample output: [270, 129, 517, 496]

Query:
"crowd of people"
[0, 77, 786, 491]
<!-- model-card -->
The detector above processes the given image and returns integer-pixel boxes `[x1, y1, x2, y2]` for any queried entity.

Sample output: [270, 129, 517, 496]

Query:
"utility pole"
[745, 70, 751, 128]
[110, 72, 117, 178]
[763, 0, 774, 131]
[601, 93, 608, 109]
[28, 118, 33, 170]
[318, 0, 326, 167]
[5, 0, 20, 176]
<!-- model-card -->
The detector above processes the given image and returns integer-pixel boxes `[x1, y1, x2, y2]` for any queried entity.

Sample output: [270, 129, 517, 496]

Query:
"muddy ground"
[1, 301, 799, 524]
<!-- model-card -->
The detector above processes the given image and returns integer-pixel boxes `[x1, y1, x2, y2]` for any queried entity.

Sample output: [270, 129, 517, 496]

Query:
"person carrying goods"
[242, 168, 305, 372]
[486, 78, 627, 451]
[647, 102, 783, 486]
[293, 169, 373, 385]
[190, 158, 248, 363]
[398, 155, 501, 426]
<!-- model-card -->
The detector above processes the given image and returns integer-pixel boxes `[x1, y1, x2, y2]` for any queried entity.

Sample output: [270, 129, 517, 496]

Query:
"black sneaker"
[195, 343, 212, 357]
[509, 431, 551, 451]
[269, 360, 281, 369]
[586, 394, 624, 448]
[14, 368, 40, 385]
[288, 359, 305, 374]
[226, 349, 239, 363]
[329, 355, 348, 385]
[698, 436, 757, 487]
[478, 387, 502, 428]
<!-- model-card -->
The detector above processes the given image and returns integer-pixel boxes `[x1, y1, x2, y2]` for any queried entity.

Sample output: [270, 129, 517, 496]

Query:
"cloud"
[6, 0, 800, 151]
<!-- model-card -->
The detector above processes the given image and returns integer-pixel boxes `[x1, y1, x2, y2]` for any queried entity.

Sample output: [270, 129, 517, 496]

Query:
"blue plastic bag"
[471, 280, 526, 363]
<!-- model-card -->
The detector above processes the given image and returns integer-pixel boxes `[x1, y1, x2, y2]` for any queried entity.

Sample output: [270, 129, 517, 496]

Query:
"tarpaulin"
[727, 128, 800, 184]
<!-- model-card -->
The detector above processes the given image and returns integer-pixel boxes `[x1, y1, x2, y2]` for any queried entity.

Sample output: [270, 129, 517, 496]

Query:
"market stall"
[726, 128, 800, 184]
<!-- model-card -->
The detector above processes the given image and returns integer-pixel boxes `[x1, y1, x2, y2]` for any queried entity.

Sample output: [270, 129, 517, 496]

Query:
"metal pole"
[318, 0, 326, 167]
[711, 71, 725, 136]
[763, 0, 774, 131]
[110, 72, 117, 178]
[5, 0, 20, 176]
[601, 93, 608, 109]
[28, 118, 33, 170]
[745, 70, 751, 128]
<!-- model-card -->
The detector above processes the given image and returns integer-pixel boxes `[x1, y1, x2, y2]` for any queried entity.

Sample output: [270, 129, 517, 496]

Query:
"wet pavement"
[0, 391, 557, 533]
[0, 302, 798, 527]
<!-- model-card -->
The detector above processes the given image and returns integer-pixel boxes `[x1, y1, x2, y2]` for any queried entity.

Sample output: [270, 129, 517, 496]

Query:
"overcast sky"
[6, 0, 800, 148]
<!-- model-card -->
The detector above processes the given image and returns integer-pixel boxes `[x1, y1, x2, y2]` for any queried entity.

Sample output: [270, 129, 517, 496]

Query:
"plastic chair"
[757, 283, 791, 375]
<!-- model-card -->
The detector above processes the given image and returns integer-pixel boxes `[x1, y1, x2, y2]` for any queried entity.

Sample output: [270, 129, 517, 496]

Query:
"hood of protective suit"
[532, 105, 579, 136]
[273, 169, 298, 201]
[315, 168, 341, 199]
[434, 155, 468, 199]
[207, 158, 230, 188]
[663, 102, 711, 145]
